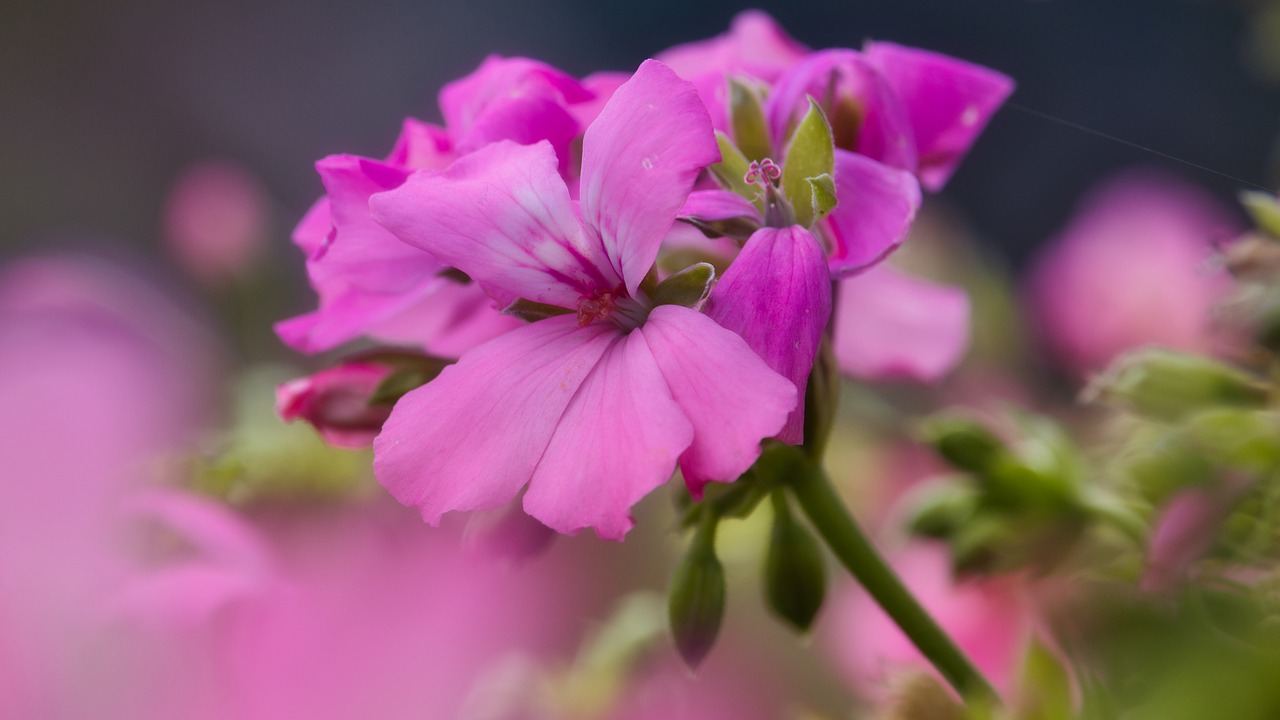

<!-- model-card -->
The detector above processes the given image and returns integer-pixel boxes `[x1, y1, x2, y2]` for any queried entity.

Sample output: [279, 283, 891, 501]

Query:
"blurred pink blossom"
[826, 543, 1028, 699]
[1029, 170, 1239, 377]
[162, 160, 269, 283]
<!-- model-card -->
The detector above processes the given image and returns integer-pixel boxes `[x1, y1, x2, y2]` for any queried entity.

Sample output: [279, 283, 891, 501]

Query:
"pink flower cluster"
[278, 11, 1012, 539]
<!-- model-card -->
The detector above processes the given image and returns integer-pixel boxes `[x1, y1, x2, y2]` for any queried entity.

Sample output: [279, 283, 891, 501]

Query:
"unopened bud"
[668, 516, 726, 668]
[276, 362, 396, 449]
[920, 415, 1007, 475]
[1085, 349, 1270, 421]
[904, 481, 979, 540]
[764, 491, 827, 632]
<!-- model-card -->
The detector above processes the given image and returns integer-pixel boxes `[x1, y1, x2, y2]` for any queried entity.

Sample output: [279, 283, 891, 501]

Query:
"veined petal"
[679, 189, 760, 223]
[580, 59, 720, 296]
[373, 316, 617, 524]
[705, 226, 832, 443]
[370, 140, 618, 308]
[766, 50, 917, 171]
[834, 265, 970, 382]
[823, 150, 921, 276]
[524, 330, 694, 539]
[864, 42, 1013, 191]
[642, 305, 797, 494]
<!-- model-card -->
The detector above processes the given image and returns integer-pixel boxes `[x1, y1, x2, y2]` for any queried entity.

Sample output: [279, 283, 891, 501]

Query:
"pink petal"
[641, 305, 797, 494]
[385, 118, 455, 171]
[679, 189, 760, 223]
[579, 59, 720, 296]
[524, 331, 694, 539]
[864, 42, 1014, 191]
[277, 361, 394, 449]
[371, 140, 617, 309]
[766, 49, 917, 171]
[834, 265, 970, 382]
[373, 316, 617, 524]
[291, 198, 332, 260]
[569, 71, 629, 129]
[822, 150, 921, 276]
[706, 226, 831, 444]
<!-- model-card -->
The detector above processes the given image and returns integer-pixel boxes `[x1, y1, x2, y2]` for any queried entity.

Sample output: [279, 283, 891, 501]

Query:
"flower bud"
[276, 362, 395, 449]
[764, 491, 827, 632]
[1085, 349, 1270, 422]
[668, 516, 726, 668]
[919, 415, 1007, 476]
[904, 482, 979, 540]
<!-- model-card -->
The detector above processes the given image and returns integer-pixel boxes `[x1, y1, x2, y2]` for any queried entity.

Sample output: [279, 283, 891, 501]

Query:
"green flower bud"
[1086, 349, 1271, 422]
[764, 490, 827, 632]
[904, 481, 980, 540]
[668, 514, 726, 668]
[919, 415, 1008, 475]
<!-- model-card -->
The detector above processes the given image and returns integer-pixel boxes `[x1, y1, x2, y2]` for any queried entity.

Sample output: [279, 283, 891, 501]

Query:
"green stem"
[788, 462, 998, 702]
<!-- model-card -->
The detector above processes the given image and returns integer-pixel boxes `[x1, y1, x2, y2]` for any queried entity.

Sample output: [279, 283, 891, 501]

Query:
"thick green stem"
[788, 462, 998, 702]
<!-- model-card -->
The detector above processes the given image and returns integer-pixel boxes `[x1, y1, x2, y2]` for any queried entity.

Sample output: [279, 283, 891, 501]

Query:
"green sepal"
[677, 215, 760, 241]
[781, 98, 835, 228]
[729, 77, 773, 162]
[369, 367, 434, 406]
[806, 173, 838, 225]
[764, 490, 827, 632]
[505, 298, 574, 323]
[651, 262, 716, 309]
[709, 131, 756, 202]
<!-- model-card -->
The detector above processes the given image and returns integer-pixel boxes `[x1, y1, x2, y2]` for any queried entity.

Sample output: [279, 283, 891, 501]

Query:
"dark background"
[4, 0, 1279, 270]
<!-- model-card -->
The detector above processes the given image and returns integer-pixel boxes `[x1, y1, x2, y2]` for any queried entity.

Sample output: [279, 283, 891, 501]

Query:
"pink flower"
[834, 264, 971, 382]
[1028, 170, 1238, 377]
[369, 60, 796, 539]
[276, 361, 396, 449]
[277, 56, 607, 357]
[162, 160, 269, 284]
[826, 543, 1028, 700]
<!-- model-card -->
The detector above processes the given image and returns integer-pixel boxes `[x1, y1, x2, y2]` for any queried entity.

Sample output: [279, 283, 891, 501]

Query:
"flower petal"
[386, 118, 455, 171]
[823, 150, 921, 276]
[766, 49, 917, 172]
[864, 42, 1013, 191]
[705, 226, 831, 444]
[579, 59, 720, 296]
[641, 305, 797, 494]
[679, 189, 760, 223]
[373, 316, 617, 524]
[834, 265, 970, 382]
[371, 140, 618, 309]
[524, 330, 694, 539]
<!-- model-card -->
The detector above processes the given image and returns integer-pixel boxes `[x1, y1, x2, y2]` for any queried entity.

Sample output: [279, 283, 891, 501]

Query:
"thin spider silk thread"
[1005, 100, 1273, 193]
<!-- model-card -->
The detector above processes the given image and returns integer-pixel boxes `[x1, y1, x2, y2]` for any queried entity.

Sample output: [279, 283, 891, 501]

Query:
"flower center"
[576, 287, 651, 331]
[744, 157, 794, 228]
[743, 158, 782, 189]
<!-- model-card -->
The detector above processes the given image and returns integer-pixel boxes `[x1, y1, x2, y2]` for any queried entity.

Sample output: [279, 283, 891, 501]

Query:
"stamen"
[743, 158, 782, 188]
[576, 291, 616, 327]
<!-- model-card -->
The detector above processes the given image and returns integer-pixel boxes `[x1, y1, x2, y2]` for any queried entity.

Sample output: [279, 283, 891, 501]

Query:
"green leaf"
[1241, 190, 1280, 240]
[729, 78, 772, 162]
[651, 262, 716, 308]
[806, 173, 838, 224]
[709, 131, 756, 201]
[764, 490, 827, 632]
[505, 298, 573, 323]
[781, 98, 835, 228]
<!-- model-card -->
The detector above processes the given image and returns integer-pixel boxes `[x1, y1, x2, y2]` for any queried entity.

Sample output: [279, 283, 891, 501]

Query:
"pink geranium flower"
[277, 56, 605, 357]
[368, 60, 796, 539]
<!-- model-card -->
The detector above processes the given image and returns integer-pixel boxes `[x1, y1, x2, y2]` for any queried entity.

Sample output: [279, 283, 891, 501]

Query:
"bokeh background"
[5, 0, 1279, 273]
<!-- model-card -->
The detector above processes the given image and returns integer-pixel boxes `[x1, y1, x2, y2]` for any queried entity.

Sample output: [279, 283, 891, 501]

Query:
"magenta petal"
[292, 197, 332, 260]
[766, 49, 917, 171]
[642, 305, 797, 494]
[679, 189, 760, 223]
[834, 264, 970, 382]
[570, 71, 629, 128]
[524, 331, 694, 539]
[371, 140, 618, 309]
[439, 56, 590, 176]
[823, 150, 921, 276]
[657, 10, 807, 84]
[373, 316, 617, 524]
[706, 226, 831, 444]
[865, 42, 1014, 191]
[579, 59, 719, 296]
[385, 118, 455, 171]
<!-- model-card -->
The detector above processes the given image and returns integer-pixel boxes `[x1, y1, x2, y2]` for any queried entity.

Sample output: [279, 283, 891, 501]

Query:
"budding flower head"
[668, 514, 725, 668]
